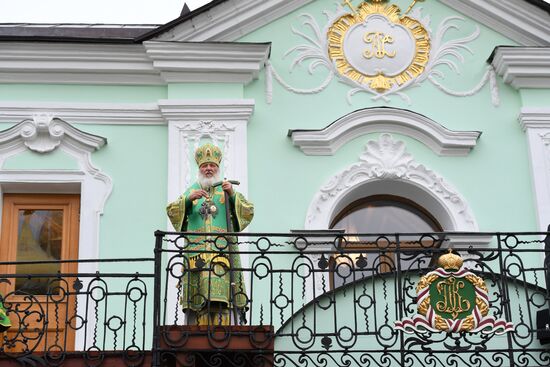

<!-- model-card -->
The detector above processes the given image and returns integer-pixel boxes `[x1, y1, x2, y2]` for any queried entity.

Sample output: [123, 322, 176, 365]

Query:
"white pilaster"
[519, 108, 550, 231]
[159, 99, 255, 325]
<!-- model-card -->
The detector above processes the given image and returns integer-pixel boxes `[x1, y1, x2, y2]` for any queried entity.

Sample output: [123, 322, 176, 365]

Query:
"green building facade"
[1, 0, 550, 366]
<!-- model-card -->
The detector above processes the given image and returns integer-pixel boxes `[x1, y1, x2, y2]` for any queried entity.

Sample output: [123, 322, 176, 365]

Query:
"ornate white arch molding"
[305, 133, 488, 239]
[301, 134, 489, 301]
[0, 114, 112, 254]
[289, 108, 481, 156]
[0, 114, 112, 348]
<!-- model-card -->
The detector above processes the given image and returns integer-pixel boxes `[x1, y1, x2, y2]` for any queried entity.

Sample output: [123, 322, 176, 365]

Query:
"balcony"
[1, 231, 549, 367]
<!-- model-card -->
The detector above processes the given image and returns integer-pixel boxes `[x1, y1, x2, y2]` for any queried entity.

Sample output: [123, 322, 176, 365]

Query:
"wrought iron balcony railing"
[0, 231, 550, 367]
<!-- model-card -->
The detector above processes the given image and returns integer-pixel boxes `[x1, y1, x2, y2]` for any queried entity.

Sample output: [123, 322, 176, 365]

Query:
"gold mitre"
[195, 143, 222, 167]
[437, 249, 463, 271]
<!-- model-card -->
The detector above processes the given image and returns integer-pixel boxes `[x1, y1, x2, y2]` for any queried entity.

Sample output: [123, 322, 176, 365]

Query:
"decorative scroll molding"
[440, 0, 550, 46]
[305, 134, 479, 232]
[0, 118, 112, 349]
[519, 108, 550, 231]
[0, 115, 111, 211]
[266, 4, 499, 105]
[289, 108, 481, 156]
[151, 0, 315, 42]
[0, 114, 106, 154]
[0, 41, 269, 85]
[162, 100, 253, 197]
[492, 47, 550, 89]
[301, 134, 486, 301]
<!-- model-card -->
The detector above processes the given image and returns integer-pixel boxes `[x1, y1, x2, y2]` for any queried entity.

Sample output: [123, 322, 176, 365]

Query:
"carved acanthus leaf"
[360, 135, 413, 179]
[310, 134, 474, 228]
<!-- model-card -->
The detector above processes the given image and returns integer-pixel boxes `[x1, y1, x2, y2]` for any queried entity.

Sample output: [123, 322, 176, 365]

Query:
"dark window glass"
[15, 209, 63, 294]
[329, 195, 442, 288]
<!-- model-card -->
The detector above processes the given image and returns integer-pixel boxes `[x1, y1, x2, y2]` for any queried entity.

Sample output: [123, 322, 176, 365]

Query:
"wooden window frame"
[0, 193, 80, 352]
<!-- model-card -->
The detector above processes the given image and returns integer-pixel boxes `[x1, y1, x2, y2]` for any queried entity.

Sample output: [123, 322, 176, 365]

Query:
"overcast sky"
[0, 0, 213, 24]
[0, 0, 547, 24]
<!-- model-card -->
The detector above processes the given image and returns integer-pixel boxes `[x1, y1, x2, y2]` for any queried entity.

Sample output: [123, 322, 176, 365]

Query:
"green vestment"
[0, 293, 11, 332]
[166, 183, 254, 312]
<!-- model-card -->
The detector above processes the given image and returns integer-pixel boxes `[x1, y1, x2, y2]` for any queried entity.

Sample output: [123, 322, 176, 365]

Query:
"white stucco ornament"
[266, 0, 500, 105]
[19, 114, 65, 153]
[305, 133, 478, 232]
[343, 14, 416, 78]
[0, 114, 107, 157]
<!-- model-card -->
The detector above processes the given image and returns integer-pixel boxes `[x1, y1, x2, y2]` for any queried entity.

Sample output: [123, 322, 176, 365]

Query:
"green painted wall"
[80, 124, 168, 259]
[4, 148, 79, 170]
[520, 89, 550, 107]
[167, 83, 243, 99]
[236, 0, 535, 232]
[0, 0, 536, 241]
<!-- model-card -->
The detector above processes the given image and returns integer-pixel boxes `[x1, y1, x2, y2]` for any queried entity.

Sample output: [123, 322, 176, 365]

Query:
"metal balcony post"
[152, 230, 164, 367]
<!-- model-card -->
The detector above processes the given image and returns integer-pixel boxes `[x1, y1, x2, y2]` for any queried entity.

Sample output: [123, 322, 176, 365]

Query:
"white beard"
[198, 171, 220, 189]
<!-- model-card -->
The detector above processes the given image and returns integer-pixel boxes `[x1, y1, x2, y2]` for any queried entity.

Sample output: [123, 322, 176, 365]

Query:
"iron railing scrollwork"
[2, 231, 550, 367]
[153, 231, 550, 367]
[0, 258, 153, 366]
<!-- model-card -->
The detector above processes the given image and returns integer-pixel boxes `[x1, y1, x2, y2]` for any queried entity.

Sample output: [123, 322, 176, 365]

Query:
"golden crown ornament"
[437, 249, 464, 271]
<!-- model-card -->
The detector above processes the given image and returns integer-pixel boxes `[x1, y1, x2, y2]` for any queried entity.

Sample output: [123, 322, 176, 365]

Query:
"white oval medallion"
[343, 14, 416, 77]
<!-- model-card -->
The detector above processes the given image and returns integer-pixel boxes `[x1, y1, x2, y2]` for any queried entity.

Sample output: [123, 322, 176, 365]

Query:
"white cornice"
[152, 0, 314, 42]
[519, 107, 550, 130]
[0, 42, 161, 85]
[0, 41, 269, 85]
[158, 99, 255, 121]
[0, 101, 164, 125]
[0, 100, 256, 125]
[143, 41, 270, 84]
[439, 0, 550, 46]
[492, 47, 550, 89]
[289, 108, 480, 156]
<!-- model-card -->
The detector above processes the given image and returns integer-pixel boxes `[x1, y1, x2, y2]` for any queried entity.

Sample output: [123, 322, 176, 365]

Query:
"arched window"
[329, 195, 443, 288]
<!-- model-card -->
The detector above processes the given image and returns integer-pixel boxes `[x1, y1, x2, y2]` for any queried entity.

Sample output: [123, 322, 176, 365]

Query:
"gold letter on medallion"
[435, 277, 471, 319]
[363, 32, 396, 59]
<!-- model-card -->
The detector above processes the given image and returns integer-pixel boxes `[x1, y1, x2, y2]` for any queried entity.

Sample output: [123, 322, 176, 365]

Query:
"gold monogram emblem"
[363, 32, 396, 59]
[327, 1, 430, 92]
[395, 250, 514, 334]
[435, 277, 472, 319]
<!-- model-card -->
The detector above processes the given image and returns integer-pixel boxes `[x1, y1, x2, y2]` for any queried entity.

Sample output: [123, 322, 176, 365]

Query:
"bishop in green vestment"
[167, 143, 254, 325]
